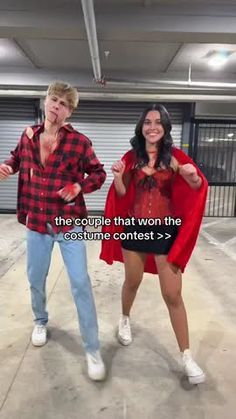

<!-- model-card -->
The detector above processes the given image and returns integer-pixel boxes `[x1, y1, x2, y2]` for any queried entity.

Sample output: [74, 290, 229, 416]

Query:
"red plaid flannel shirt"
[5, 123, 106, 233]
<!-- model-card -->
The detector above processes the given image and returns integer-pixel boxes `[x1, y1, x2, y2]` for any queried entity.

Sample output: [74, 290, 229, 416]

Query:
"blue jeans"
[26, 226, 99, 353]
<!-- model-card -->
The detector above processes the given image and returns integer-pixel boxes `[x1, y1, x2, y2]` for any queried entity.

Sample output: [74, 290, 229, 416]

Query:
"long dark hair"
[130, 104, 173, 168]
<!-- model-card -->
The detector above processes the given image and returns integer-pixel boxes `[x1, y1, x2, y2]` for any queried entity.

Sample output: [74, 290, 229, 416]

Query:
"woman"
[100, 104, 208, 385]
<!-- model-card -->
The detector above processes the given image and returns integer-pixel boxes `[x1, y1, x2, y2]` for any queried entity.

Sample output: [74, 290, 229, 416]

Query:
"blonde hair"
[47, 81, 79, 110]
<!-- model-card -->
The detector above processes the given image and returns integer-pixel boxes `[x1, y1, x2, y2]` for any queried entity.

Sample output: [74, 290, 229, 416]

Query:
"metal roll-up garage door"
[70, 101, 185, 212]
[0, 99, 37, 211]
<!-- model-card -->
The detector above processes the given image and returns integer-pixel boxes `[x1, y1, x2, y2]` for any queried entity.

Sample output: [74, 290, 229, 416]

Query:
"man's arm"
[0, 136, 23, 180]
[57, 139, 106, 202]
[80, 141, 106, 194]
[0, 164, 13, 180]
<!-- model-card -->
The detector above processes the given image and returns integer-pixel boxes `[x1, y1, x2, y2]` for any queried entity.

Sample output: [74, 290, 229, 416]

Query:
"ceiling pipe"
[106, 78, 236, 90]
[80, 0, 104, 84]
[1, 89, 236, 102]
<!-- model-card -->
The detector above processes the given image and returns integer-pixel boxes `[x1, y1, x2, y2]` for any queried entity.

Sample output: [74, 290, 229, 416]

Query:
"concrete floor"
[0, 215, 236, 419]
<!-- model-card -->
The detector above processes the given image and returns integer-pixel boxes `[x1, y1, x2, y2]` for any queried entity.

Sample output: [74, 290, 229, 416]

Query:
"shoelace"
[184, 357, 202, 374]
[121, 319, 131, 334]
[35, 325, 45, 334]
[88, 352, 101, 364]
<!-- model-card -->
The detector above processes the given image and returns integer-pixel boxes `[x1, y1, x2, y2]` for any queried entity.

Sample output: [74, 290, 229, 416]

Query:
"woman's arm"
[171, 155, 202, 190]
[178, 164, 202, 190]
[112, 160, 127, 196]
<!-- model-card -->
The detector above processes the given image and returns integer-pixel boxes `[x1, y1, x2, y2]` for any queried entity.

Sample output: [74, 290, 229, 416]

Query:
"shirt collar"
[32, 122, 74, 135]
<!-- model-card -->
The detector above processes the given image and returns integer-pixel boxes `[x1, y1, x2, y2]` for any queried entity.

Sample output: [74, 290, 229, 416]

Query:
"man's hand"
[57, 183, 81, 202]
[0, 164, 13, 180]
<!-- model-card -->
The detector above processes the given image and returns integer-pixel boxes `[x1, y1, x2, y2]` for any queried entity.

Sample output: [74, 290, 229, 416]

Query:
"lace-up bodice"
[128, 168, 175, 220]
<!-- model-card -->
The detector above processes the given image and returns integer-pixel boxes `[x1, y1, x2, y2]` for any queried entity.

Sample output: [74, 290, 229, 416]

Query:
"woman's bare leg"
[117, 249, 146, 345]
[154, 255, 205, 383]
[154, 255, 189, 351]
[121, 249, 146, 315]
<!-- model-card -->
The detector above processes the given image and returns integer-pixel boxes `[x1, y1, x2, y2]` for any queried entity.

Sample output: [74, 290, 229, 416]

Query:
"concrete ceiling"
[1, 0, 236, 100]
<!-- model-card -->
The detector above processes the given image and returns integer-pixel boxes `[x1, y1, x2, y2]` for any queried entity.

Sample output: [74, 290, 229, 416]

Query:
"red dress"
[129, 167, 174, 220]
[100, 147, 208, 274]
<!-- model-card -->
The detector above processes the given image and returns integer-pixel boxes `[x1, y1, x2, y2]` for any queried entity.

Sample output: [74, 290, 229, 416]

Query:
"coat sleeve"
[167, 148, 208, 271]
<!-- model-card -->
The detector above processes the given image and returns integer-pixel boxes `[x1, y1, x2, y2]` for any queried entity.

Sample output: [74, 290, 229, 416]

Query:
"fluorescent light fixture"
[227, 133, 234, 137]
[207, 49, 232, 69]
[0, 45, 7, 58]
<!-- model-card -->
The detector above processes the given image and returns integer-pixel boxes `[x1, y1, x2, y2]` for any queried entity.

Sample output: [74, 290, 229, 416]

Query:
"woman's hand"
[179, 163, 202, 189]
[111, 160, 126, 196]
[111, 160, 125, 178]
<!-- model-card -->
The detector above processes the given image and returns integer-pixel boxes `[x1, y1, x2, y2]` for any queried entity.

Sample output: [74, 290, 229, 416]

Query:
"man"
[0, 81, 106, 381]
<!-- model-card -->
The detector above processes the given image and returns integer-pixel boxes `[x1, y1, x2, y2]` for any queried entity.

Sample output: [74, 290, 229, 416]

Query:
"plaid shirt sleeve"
[80, 138, 106, 194]
[4, 132, 24, 173]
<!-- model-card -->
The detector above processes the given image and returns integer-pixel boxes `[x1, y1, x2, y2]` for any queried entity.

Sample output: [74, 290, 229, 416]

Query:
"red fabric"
[5, 123, 106, 234]
[100, 147, 208, 273]
[130, 168, 174, 219]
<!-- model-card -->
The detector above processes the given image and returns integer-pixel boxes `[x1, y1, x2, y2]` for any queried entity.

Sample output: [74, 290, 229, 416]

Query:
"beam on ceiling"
[1, 89, 236, 102]
[80, 0, 102, 83]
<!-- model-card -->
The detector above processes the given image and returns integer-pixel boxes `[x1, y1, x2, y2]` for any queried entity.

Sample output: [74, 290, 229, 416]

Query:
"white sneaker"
[182, 349, 206, 384]
[86, 351, 106, 381]
[31, 325, 47, 347]
[117, 315, 132, 346]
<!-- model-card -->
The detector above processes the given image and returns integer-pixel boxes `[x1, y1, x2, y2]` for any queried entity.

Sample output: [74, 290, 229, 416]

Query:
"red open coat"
[100, 147, 208, 273]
